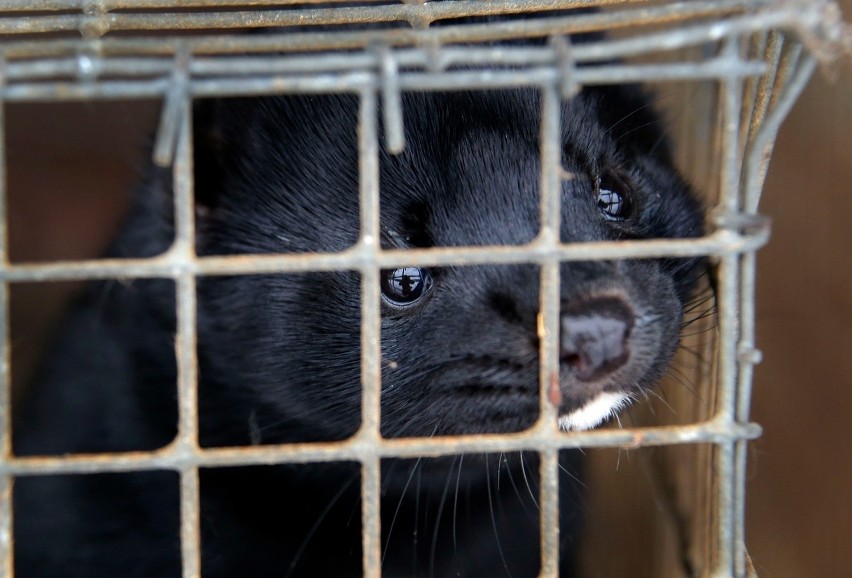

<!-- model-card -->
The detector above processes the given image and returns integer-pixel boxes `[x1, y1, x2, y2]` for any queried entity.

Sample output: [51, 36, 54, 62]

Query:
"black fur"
[13, 86, 703, 577]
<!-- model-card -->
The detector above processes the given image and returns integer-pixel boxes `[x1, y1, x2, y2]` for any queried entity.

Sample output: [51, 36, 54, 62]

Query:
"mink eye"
[596, 172, 633, 222]
[381, 267, 432, 306]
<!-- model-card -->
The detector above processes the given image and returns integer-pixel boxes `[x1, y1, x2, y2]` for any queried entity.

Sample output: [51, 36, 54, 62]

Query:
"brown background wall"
[746, 15, 852, 576]
[6, 6, 852, 576]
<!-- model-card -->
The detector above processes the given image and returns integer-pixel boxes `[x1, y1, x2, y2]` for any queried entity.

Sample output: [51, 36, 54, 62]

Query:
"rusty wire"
[0, 1, 847, 577]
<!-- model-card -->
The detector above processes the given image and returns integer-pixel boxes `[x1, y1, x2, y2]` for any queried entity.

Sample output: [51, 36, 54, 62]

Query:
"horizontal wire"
[1, 419, 762, 478]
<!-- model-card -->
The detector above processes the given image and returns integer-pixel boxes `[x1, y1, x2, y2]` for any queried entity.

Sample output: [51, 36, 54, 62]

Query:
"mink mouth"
[425, 375, 635, 434]
[432, 368, 627, 405]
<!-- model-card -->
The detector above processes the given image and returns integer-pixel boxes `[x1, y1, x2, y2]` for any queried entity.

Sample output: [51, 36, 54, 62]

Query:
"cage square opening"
[13, 470, 181, 577]
[6, 100, 163, 263]
[12, 278, 179, 456]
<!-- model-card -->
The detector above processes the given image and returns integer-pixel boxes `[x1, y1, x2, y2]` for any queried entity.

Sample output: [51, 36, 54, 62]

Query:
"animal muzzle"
[560, 296, 634, 382]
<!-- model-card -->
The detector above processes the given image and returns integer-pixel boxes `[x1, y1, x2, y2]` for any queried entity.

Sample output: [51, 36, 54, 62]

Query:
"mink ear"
[192, 99, 230, 211]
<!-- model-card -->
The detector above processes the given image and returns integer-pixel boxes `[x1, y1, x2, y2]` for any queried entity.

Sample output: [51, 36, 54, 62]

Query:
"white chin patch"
[558, 392, 632, 432]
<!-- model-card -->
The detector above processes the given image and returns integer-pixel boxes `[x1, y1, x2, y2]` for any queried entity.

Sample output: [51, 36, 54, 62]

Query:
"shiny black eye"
[597, 173, 633, 222]
[381, 267, 432, 306]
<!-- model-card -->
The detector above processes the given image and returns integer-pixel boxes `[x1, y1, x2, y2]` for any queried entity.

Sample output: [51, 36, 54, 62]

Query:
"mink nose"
[560, 297, 634, 382]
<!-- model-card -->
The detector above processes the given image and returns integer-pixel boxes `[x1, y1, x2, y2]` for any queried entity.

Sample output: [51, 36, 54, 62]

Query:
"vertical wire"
[358, 85, 383, 578]
[170, 58, 201, 578]
[712, 437, 737, 578]
[733, 254, 756, 578]
[713, 36, 746, 577]
[0, 57, 13, 578]
[378, 45, 404, 155]
[743, 32, 782, 152]
[734, 43, 817, 578]
[154, 46, 191, 168]
[537, 77, 562, 578]
[718, 39, 745, 216]
[766, 42, 803, 116]
[729, 31, 777, 578]
[737, 31, 768, 165]
[713, 263, 739, 577]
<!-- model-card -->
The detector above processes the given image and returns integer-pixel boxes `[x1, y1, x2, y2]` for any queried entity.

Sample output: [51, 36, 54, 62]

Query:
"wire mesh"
[0, 1, 848, 577]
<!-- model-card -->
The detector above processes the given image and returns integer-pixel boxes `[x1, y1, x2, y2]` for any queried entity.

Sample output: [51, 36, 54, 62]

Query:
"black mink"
[13, 85, 704, 577]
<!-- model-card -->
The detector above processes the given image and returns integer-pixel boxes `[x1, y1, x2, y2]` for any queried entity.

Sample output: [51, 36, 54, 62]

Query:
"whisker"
[605, 100, 657, 135]
[285, 475, 357, 578]
[502, 454, 539, 521]
[429, 455, 458, 578]
[556, 455, 587, 490]
[485, 454, 512, 577]
[613, 119, 666, 144]
[382, 457, 422, 566]
[452, 454, 465, 553]
[519, 452, 540, 511]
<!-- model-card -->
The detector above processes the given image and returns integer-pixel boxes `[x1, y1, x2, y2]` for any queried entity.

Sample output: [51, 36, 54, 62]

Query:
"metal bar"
[0, 0, 682, 12]
[538, 448, 560, 578]
[712, 50, 746, 575]
[719, 40, 745, 214]
[1, 79, 173, 101]
[361, 458, 381, 578]
[732, 435, 749, 575]
[0, 227, 771, 282]
[179, 468, 201, 578]
[0, 35, 771, 83]
[153, 47, 190, 167]
[0, 1, 770, 59]
[377, 44, 404, 154]
[0, 58, 768, 102]
[537, 77, 563, 429]
[737, 30, 766, 165]
[0, 420, 762, 478]
[0, 39, 771, 81]
[712, 440, 737, 578]
[733, 249, 761, 578]
[3, 57, 174, 81]
[742, 31, 782, 154]
[0, 57, 11, 578]
[175, 201, 202, 577]
[712, 53, 746, 577]
[0, 60, 8, 457]
[734, 437, 750, 577]
[767, 42, 803, 115]
[170, 68, 202, 578]
[0, 0, 393, 9]
[536, 75, 562, 578]
[356, 85, 382, 578]
[0, 0, 656, 26]
[0, 0, 758, 35]
[711, 251, 742, 576]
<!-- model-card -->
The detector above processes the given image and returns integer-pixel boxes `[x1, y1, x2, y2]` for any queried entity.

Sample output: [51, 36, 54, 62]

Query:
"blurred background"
[6, 3, 851, 576]
[746, 20, 852, 577]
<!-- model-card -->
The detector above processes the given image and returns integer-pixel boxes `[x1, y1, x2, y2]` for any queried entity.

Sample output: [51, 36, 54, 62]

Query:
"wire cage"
[0, 1, 848, 577]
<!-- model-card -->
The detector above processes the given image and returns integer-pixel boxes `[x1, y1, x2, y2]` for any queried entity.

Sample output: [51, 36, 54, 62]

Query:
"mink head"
[191, 87, 703, 445]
